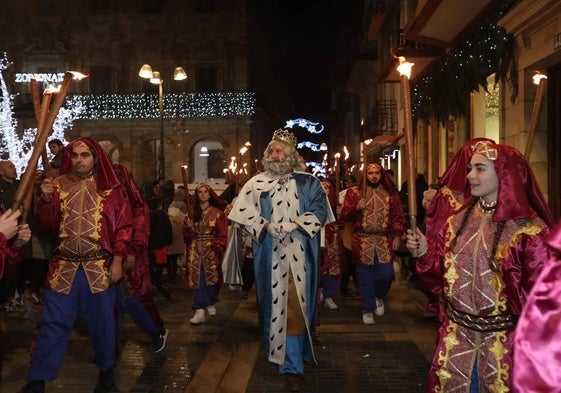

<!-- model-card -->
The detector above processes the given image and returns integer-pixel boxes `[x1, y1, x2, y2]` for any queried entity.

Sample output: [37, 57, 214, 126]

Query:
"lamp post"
[139, 64, 187, 179]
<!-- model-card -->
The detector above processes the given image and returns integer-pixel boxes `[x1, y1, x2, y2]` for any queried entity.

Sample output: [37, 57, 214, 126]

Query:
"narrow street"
[0, 273, 437, 393]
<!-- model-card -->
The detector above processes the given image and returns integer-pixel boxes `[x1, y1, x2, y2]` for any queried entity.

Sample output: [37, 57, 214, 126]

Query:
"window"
[89, 66, 114, 94]
[195, 66, 218, 92]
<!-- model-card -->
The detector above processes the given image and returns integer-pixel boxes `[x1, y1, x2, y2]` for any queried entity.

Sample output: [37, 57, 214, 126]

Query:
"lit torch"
[397, 56, 418, 252]
[12, 71, 87, 214]
[524, 72, 547, 159]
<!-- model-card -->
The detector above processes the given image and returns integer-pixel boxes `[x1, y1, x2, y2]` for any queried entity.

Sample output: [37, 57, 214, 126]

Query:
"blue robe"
[229, 171, 332, 365]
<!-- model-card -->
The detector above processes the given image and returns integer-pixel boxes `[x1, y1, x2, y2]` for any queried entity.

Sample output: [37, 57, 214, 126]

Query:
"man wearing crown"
[229, 129, 334, 392]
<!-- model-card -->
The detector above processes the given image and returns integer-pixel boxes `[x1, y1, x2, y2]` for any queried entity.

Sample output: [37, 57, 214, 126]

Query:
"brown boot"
[284, 373, 304, 392]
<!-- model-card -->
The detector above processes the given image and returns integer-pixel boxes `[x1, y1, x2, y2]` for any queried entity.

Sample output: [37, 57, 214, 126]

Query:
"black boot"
[94, 369, 116, 393]
[18, 381, 45, 393]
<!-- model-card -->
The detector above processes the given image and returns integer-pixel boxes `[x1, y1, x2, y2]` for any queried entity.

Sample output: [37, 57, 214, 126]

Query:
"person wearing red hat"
[341, 162, 404, 325]
[19, 137, 132, 393]
[184, 183, 228, 325]
[406, 141, 553, 393]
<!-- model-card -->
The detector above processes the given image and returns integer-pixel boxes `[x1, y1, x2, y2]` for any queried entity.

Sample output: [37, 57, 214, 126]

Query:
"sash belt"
[446, 304, 517, 332]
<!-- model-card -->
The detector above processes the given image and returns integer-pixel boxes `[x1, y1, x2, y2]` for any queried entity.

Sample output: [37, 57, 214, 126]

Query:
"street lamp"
[139, 64, 187, 179]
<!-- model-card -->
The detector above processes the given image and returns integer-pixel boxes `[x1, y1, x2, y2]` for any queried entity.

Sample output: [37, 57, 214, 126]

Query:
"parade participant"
[0, 208, 31, 377]
[184, 183, 228, 324]
[319, 178, 343, 310]
[341, 162, 404, 324]
[228, 129, 333, 392]
[339, 175, 358, 297]
[514, 218, 561, 392]
[19, 137, 132, 393]
[405, 141, 553, 393]
[113, 164, 168, 354]
[417, 138, 498, 317]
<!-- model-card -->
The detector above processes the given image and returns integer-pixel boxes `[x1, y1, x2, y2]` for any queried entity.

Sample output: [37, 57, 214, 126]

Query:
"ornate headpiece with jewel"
[271, 128, 297, 148]
[471, 140, 497, 160]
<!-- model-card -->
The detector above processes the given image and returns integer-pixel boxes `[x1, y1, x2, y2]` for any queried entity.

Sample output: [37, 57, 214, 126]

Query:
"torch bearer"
[524, 72, 547, 159]
[397, 57, 418, 253]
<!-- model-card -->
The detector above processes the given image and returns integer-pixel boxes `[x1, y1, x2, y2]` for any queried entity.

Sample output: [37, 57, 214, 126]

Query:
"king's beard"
[264, 157, 292, 176]
[366, 179, 380, 188]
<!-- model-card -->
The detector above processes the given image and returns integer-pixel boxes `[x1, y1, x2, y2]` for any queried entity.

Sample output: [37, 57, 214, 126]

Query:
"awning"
[404, 0, 503, 47]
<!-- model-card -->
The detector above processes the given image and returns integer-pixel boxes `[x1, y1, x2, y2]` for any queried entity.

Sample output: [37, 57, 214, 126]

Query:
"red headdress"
[112, 164, 146, 211]
[361, 162, 398, 195]
[439, 137, 495, 195]
[194, 183, 228, 212]
[61, 137, 121, 191]
[464, 141, 554, 226]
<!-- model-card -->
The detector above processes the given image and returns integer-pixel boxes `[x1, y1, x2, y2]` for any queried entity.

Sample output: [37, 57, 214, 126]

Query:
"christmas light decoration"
[66, 91, 255, 120]
[306, 161, 326, 177]
[0, 52, 81, 176]
[285, 118, 324, 134]
[412, 0, 517, 125]
[297, 141, 325, 152]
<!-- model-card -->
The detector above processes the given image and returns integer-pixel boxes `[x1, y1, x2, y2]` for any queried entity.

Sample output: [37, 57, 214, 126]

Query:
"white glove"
[280, 222, 298, 235]
[267, 223, 284, 239]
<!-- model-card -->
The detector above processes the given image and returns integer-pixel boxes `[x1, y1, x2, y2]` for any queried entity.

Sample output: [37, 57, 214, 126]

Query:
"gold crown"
[272, 129, 297, 148]
[471, 140, 497, 160]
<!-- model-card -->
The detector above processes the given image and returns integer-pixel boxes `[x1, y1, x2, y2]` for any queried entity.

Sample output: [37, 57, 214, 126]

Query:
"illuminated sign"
[14, 73, 65, 83]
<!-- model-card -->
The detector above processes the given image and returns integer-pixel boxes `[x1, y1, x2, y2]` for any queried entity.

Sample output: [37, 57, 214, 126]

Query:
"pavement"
[0, 270, 438, 393]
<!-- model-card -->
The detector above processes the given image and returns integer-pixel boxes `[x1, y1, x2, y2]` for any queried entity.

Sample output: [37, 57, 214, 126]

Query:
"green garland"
[412, 1, 518, 125]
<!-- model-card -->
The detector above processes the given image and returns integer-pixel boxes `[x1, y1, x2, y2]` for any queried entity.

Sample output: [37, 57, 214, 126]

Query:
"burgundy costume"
[26, 138, 132, 382]
[113, 164, 164, 339]
[513, 220, 561, 392]
[416, 142, 553, 393]
[184, 184, 228, 309]
[319, 179, 343, 296]
[341, 163, 404, 315]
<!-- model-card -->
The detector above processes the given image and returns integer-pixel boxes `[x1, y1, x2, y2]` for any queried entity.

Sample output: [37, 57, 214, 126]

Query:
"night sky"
[251, 1, 363, 120]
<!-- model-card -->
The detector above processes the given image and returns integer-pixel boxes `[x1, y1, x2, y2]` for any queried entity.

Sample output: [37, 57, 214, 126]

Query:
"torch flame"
[69, 71, 88, 80]
[364, 139, 373, 146]
[240, 146, 248, 155]
[343, 146, 349, 160]
[43, 84, 60, 94]
[397, 57, 414, 79]
[532, 73, 547, 85]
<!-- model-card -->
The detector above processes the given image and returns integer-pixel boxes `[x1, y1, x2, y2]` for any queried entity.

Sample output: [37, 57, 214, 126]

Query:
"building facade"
[0, 0, 253, 187]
